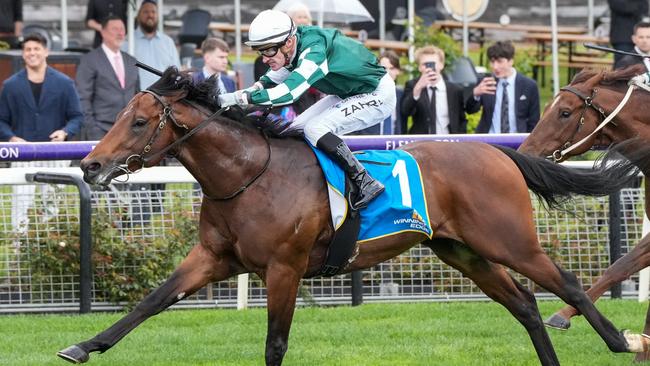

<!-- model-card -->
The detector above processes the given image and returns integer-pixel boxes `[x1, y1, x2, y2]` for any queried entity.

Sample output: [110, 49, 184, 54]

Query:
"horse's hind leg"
[547, 233, 650, 331]
[504, 247, 637, 353]
[424, 239, 560, 366]
[57, 243, 239, 364]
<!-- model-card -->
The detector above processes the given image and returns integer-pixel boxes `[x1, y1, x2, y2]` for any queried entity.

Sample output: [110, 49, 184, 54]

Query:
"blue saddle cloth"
[309, 146, 433, 242]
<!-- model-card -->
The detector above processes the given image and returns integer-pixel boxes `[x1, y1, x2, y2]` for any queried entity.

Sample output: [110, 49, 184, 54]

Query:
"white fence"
[0, 164, 645, 313]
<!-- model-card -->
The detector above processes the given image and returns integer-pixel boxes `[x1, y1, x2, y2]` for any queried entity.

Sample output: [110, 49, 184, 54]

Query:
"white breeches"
[283, 73, 396, 145]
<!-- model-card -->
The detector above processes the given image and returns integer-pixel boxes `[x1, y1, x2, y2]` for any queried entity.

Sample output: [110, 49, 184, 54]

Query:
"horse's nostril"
[87, 162, 101, 172]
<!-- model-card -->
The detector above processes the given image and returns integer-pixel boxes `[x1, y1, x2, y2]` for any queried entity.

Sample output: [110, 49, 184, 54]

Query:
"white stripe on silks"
[318, 58, 329, 75]
[295, 58, 319, 80]
[266, 68, 291, 84]
[267, 83, 292, 102]
[290, 81, 310, 100]
[298, 47, 311, 61]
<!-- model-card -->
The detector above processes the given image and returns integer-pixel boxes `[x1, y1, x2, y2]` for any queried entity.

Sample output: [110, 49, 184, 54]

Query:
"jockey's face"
[262, 36, 296, 71]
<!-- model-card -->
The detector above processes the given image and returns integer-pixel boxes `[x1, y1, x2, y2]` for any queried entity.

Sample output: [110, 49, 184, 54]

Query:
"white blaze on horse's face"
[549, 93, 562, 111]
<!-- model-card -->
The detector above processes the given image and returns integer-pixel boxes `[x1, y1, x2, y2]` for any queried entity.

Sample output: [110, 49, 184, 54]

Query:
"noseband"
[549, 82, 637, 162]
[114, 89, 271, 201]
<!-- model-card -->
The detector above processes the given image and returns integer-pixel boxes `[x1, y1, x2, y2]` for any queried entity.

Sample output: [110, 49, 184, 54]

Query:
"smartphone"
[424, 61, 436, 70]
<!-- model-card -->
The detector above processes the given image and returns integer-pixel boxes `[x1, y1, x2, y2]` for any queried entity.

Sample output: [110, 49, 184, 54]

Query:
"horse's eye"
[134, 118, 148, 127]
[560, 111, 571, 118]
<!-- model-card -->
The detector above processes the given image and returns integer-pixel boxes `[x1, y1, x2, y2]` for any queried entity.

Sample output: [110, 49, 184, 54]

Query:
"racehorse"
[519, 64, 650, 362]
[58, 67, 650, 366]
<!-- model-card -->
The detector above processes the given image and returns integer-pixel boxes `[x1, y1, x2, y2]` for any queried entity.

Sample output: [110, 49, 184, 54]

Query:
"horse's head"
[80, 67, 220, 185]
[519, 64, 647, 161]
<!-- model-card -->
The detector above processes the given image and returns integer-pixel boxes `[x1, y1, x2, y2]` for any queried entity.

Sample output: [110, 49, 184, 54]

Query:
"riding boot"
[316, 132, 385, 210]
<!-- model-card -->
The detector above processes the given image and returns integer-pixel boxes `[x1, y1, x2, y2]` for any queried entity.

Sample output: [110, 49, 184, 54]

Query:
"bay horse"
[58, 68, 650, 366]
[519, 64, 650, 362]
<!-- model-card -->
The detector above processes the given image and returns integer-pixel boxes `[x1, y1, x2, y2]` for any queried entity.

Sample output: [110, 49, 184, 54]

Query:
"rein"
[549, 81, 637, 162]
[112, 89, 272, 201]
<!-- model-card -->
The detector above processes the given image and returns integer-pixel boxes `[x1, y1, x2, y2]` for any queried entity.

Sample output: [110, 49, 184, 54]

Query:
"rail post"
[351, 270, 363, 306]
[608, 191, 622, 299]
[26, 172, 93, 313]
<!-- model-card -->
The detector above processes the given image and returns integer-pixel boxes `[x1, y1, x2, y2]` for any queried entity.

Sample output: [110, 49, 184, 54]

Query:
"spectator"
[86, 0, 127, 48]
[0, 33, 83, 232]
[76, 16, 138, 141]
[0, 0, 22, 49]
[616, 21, 650, 71]
[467, 41, 540, 134]
[401, 46, 471, 135]
[192, 37, 235, 93]
[132, 0, 180, 89]
[609, 0, 648, 68]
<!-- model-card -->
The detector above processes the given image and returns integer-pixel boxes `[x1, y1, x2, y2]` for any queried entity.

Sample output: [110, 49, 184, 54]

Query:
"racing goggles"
[255, 42, 286, 58]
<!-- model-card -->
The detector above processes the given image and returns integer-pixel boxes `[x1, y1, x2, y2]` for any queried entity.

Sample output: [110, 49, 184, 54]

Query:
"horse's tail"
[494, 140, 648, 210]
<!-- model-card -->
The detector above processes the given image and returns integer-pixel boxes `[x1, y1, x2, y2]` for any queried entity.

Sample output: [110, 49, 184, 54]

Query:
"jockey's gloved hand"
[218, 90, 250, 108]
[243, 82, 264, 94]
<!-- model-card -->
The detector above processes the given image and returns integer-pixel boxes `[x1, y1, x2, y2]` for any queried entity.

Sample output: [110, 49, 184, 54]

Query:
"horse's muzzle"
[80, 158, 111, 186]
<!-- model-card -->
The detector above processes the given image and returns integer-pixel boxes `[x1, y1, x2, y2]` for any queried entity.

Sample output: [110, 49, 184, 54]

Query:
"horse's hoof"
[544, 313, 571, 330]
[57, 345, 89, 364]
[624, 330, 650, 353]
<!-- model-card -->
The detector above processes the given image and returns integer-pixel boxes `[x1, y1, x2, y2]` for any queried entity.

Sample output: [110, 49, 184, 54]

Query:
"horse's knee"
[265, 337, 288, 366]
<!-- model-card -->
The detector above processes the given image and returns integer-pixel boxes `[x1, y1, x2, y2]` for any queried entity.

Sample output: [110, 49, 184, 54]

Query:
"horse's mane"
[147, 66, 259, 125]
[147, 67, 221, 112]
[570, 64, 646, 89]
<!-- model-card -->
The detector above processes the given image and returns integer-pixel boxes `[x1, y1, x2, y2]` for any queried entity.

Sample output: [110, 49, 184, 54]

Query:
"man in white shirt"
[468, 41, 540, 134]
[401, 46, 472, 134]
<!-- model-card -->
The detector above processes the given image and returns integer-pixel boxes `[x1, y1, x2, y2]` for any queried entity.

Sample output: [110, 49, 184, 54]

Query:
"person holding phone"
[467, 41, 540, 134]
[401, 45, 474, 135]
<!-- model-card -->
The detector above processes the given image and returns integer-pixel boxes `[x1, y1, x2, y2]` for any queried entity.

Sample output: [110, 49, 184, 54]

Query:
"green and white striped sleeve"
[250, 45, 329, 106]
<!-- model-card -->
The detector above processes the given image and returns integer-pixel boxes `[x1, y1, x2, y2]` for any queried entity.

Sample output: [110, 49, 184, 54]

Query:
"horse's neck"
[175, 119, 277, 199]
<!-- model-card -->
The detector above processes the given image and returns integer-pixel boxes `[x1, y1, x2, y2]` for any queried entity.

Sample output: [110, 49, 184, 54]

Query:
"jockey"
[217, 9, 396, 210]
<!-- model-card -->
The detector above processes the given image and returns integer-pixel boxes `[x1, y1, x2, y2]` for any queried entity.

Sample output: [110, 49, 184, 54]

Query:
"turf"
[0, 300, 647, 365]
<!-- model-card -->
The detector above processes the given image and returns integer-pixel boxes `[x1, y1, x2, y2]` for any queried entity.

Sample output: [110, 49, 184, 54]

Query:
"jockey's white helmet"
[245, 10, 295, 48]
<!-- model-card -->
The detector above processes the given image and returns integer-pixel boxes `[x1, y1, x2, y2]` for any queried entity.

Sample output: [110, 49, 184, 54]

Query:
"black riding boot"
[317, 132, 385, 210]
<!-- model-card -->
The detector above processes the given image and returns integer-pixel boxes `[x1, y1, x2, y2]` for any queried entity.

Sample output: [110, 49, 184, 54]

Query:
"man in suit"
[401, 46, 471, 135]
[76, 16, 139, 141]
[467, 41, 540, 134]
[192, 37, 236, 93]
[616, 22, 650, 71]
[609, 0, 648, 68]
[0, 33, 83, 232]
[86, 0, 127, 48]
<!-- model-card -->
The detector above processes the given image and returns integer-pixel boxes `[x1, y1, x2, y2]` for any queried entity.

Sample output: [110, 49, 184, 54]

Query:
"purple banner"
[0, 134, 528, 162]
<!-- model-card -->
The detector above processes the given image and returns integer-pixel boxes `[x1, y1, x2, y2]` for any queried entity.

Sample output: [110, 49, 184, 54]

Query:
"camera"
[424, 61, 436, 70]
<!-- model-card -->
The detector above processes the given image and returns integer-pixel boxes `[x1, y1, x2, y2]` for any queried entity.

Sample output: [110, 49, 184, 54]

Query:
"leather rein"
[111, 89, 272, 201]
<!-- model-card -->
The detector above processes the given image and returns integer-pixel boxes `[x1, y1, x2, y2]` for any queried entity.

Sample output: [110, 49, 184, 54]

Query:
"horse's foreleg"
[426, 239, 560, 366]
[546, 233, 650, 331]
[57, 244, 238, 364]
[263, 262, 304, 366]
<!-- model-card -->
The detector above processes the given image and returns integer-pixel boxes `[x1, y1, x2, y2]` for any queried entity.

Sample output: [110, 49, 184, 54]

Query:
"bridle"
[111, 89, 272, 201]
[548, 81, 638, 162]
[550, 86, 609, 162]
